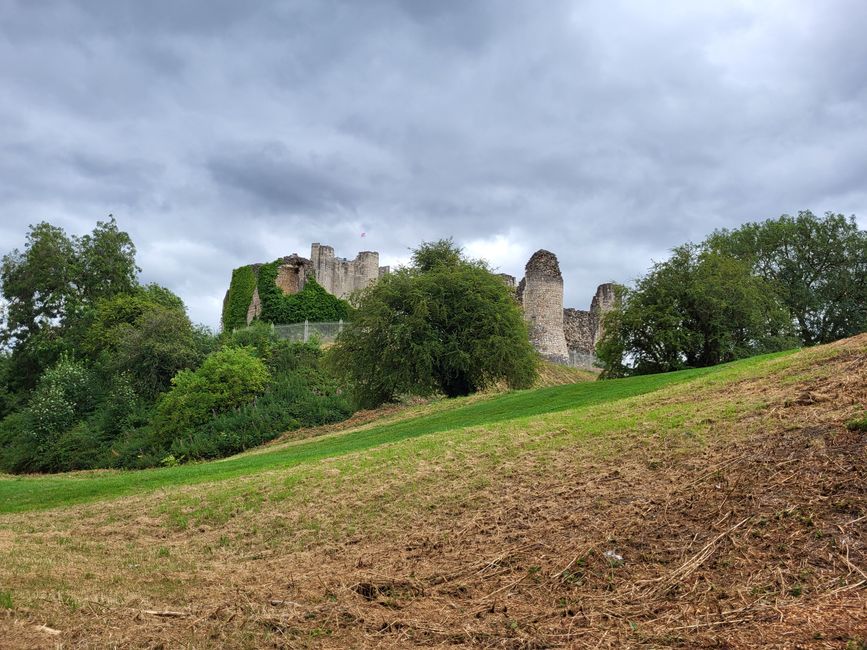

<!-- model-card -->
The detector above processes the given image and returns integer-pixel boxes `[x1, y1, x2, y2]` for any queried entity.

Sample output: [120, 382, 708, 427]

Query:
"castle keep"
[224, 243, 387, 328]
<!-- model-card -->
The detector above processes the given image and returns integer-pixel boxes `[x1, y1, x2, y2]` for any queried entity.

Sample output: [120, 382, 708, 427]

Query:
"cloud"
[1, 0, 865, 326]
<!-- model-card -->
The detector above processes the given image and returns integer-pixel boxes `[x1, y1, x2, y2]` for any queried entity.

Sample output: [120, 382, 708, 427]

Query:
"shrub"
[154, 347, 271, 443]
[27, 356, 96, 443]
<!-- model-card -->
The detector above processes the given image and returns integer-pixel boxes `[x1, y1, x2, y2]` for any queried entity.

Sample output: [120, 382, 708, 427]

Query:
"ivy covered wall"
[221, 265, 257, 332]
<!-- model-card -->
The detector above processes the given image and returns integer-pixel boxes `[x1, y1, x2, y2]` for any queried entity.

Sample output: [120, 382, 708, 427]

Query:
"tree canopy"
[330, 239, 537, 407]
[705, 211, 867, 345]
[597, 210, 865, 377]
[596, 246, 796, 377]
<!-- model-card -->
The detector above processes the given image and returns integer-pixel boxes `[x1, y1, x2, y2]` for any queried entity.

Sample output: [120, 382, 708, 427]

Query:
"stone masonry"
[519, 249, 617, 367]
[310, 243, 389, 300]
[521, 250, 570, 363]
[240, 244, 385, 325]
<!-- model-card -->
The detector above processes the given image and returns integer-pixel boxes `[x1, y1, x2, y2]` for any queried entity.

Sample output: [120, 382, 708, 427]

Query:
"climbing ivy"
[221, 265, 257, 332]
[257, 261, 351, 324]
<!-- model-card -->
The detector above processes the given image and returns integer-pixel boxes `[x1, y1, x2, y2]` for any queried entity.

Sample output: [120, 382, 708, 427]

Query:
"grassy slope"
[0, 338, 864, 649]
[0, 359, 732, 514]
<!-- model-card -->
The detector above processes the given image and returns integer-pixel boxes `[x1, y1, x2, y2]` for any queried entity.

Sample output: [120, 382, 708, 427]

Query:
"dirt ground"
[1, 337, 866, 648]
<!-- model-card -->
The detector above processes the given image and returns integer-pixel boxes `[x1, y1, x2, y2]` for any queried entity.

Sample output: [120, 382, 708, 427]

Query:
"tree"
[706, 211, 867, 345]
[0, 218, 140, 389]
[112, 307, 204, 399]
[330, 239, 536, 407]
[597, 246, 796, 377]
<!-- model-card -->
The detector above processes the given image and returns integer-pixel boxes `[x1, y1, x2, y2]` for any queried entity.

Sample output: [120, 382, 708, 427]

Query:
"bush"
[154, 347, 271, 444]
[169, 363, 351, 461]
[27, 356, 96, 443]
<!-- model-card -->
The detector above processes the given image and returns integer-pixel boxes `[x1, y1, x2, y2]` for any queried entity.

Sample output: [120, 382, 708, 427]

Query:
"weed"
[0, 590, 12, 609]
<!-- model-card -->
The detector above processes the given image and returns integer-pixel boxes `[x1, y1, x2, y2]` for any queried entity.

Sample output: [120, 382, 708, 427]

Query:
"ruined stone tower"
[589, 282, 617, 347]
[521, 250, 569, 363]
[310, 243, 387, 300]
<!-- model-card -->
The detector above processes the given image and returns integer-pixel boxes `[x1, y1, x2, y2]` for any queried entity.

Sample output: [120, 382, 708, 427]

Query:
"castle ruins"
[229, 243, 614, 367]
[236, 244, 387, 325]
[518, 249, 616, 366]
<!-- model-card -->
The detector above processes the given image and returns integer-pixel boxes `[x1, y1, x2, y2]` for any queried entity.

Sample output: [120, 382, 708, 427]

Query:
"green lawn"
[0, 352, 791, 514]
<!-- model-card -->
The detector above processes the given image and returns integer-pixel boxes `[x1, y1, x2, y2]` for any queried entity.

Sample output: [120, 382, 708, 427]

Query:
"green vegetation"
[599, 210, 865, 376]
[154, 347, 271, 444]
[0, 221, 353, 474]
[220, 265, 257, 332]
[331, 239, 537, 406]
[707, 211, 867, 345]
[0, 349, 791, 514]
[257, 264, 350, 324]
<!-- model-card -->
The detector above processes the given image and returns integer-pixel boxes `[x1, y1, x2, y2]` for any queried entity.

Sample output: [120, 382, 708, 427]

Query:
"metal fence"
[568, 350, 598, 370]
[264, 320, 346, 344]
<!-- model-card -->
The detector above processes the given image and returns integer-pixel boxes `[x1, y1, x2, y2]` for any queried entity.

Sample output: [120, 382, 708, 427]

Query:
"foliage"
[112, 306, 205, 399]
[257, 264, 350, 324]
[221, 265, 257, 332]
[27, 356, 96, 444]
[0, 218, 139, 390]
[330, 239, 537, 407]
[154, 347, 271, 444]
[0, 348, 793, 513]
[706, 211, 867, 345]
[597, 246, 796, 377]
[0, 219, 351, 475]
[73, 218, 139, 304]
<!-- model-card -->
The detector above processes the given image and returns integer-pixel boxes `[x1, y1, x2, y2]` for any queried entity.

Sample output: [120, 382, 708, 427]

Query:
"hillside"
[0, 335, 865, 648]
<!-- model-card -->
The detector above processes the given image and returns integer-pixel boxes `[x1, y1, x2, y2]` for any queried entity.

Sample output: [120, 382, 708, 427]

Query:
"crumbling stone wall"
[275, 254, 313, 295]
[562, 283, 618, 364]
[590, 282, 617, 347]
[521, 250, 569, 363]
[233, 244, 386, 326]
[310, 243, 384, 300]
[516, 249, 617, 367]
[563, 308, 594, 353]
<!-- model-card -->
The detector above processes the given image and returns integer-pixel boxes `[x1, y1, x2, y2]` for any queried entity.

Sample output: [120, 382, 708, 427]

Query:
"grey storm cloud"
[1, 0, 866, 326]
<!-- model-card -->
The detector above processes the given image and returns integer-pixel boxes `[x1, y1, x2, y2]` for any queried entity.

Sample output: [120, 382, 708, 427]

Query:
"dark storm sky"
[2, 0, 866, 327]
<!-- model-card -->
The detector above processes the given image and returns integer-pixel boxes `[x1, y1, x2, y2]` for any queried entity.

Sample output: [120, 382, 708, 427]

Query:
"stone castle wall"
[238, 244, 383, 326]
[310, 243, 386, 300]
[519, 249, 617, 367]
[521, 250, 569, 363]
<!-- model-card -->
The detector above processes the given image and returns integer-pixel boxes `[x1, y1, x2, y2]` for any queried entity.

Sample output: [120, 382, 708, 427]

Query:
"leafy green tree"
[330, 240, 536, 407]
[0, 222, 77, 346]
[112, 307, 204, 399]
[706, 211, 867, 345]
[0, 218, 140, 389]
[597, 246, 795, 377]
[73, 218, 139, 304]
[154, 347, 270, 443]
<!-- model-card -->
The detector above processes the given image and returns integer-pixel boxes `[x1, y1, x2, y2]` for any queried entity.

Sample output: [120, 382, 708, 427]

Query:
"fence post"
[304, 319, 309, 342]
[338, 319, 343, 336]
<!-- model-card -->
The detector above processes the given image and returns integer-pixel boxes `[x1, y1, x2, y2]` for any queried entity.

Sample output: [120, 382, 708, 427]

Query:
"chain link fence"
[256, 320, 346, 344]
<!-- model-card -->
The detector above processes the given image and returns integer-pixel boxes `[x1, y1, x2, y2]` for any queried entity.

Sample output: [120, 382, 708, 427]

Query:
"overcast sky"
[2, 0, 865, 327]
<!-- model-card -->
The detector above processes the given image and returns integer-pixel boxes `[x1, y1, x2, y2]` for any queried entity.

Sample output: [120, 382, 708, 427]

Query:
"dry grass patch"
[0, 336, 865, 647]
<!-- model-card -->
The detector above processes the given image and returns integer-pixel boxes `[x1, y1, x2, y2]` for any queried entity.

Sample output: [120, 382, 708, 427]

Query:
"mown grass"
[0, 351, 793, 515]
